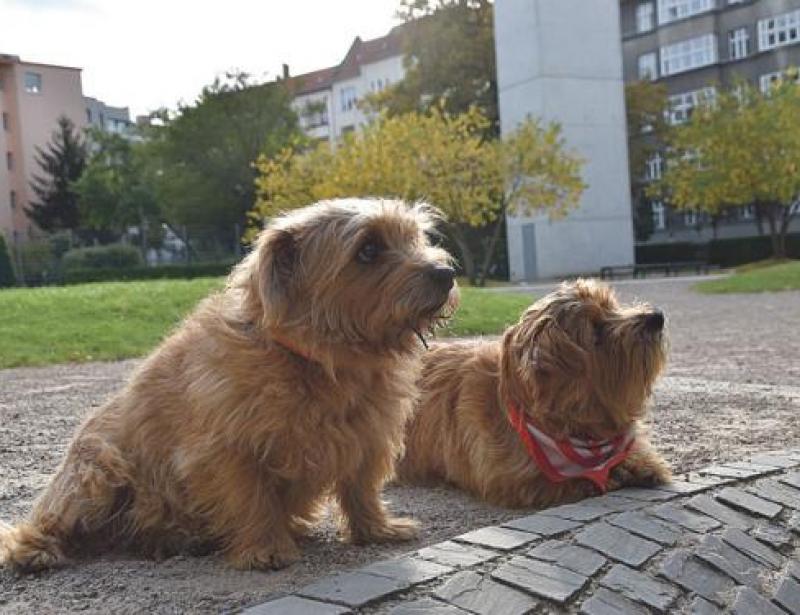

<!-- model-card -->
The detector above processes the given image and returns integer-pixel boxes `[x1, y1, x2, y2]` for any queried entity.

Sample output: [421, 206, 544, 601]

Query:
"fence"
[8, 224, 246, 287]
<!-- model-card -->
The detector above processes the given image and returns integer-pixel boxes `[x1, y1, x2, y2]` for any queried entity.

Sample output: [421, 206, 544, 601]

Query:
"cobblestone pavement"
[246, 451, 800, 614]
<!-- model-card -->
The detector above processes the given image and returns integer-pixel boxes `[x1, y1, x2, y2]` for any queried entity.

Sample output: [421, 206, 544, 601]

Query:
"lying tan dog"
[399, 279, 670, 508]
[0, 198, 458, 572]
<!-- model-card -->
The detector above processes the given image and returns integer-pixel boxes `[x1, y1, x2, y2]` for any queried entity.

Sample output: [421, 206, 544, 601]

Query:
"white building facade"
[494, 0, 635, 281]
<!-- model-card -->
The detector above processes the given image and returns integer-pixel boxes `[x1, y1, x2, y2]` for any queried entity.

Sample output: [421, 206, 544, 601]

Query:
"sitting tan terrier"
[399, 279, 670, 508]
[0, 198, 458, 572]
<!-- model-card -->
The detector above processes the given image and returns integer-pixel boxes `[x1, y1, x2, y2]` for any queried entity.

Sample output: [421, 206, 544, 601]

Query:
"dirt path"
[1, 278, 799, 614]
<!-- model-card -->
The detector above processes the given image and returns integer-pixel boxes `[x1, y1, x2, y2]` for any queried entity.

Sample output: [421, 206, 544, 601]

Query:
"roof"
[285, 22, 408, 95]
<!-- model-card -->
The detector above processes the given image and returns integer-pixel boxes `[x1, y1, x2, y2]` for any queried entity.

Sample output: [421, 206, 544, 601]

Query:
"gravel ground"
[1, 276, 799, 614]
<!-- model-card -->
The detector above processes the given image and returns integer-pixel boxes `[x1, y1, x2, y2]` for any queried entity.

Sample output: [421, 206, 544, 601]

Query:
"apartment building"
[0, 54, 88, 247]
[286, 25, 406, 143]
[620, 0, 800, 244]
[84, 96, 134, 136]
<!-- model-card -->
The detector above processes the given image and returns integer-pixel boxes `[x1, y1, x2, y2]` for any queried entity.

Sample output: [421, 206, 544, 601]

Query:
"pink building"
[0, 54, 88, 248]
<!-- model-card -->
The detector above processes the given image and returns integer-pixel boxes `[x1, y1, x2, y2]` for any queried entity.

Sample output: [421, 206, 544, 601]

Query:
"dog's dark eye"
[356, 240, 382, 264]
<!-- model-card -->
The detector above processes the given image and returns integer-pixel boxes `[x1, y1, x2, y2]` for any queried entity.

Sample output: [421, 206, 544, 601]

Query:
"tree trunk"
[765, 203, 785, 259]
[449, 225, 476, 285]
[476, 208, 506, 287]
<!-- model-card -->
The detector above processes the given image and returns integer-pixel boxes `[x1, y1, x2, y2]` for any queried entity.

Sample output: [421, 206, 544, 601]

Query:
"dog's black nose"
[427, 266, 456, 290]
[644, 310, 665, 331]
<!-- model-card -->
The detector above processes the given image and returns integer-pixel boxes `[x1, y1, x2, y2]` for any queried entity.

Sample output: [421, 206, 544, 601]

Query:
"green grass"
[694, 260, 800, 294]
[0, 279, 531, 369]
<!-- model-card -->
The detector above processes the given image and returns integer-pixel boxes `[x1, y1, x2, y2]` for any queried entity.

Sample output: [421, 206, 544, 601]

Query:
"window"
[636, 2, 655, 32]
[9, 190, 16, 210]
[729, 0, 745, 4]
[658, 0, 715, 25]
[684, 210, 698, 226]
[340, 86, 357, 112]
[651, 201, 666, 230]
[645, 153, 663, 181]
[2, 112, 8, 131]
[24, 71, 42, 94]
[759, 70, 799, 94]
[728, 27, 749, 59]
[6, 152, 12, 171]
[667, 87, 716, 124]
[758, 10, 800, 51]
[661, 34, 717, 76]
[86, 108, 93, 123]
[638, 52, 658, 80]
[740, 204, 754, 219]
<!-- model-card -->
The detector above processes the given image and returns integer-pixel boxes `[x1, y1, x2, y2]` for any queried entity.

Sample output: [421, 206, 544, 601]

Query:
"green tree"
[74, 129, 160, 251]
[0, 235, 15, 288]
[654, 76, 800, 259]
[146, 72, 302, 234]
[366, 0, 498, 135]
[252, 108, 584, 285]
[26, 116, 87, 233]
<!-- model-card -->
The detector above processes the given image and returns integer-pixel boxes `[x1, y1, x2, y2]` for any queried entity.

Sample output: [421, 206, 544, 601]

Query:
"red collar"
[506, 399, 635, 492]
[270, 331, 317, 363]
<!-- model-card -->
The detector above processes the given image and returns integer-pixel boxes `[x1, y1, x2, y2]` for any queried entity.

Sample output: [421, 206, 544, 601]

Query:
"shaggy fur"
[0, 198, 458, 572]
[399, 279, 671, 508]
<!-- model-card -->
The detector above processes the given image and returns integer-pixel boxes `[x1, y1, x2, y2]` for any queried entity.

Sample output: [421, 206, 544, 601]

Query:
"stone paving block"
[503, 513, 582, 536]
[721, 527, 784, 570]
[791, 561, 800, 581]
[694, 534, 765, 588]
[359, 556, 453, 585]
[751, 479, 800, 510]
[779, 471, 800, 490]
[688, 597, 723, 615]
[659, 550, 735, 606]
[580, 587, 649, 615]
[433, 571, 538, 615]
[389, 598, 469, 614]
[600, 564, 679, 612]
[587, 495, 650, 512]
[606, 511, 681, 546]
[243, 596, 352, 615]
[648, 503, 721, 533]
[681, 472, 734, 486]
[716, 487, 783, 519]
[491, 555, 588, 604]
[605, 487, 678, 502]
[685, 493, 754, 530]
[698, 463, 769, 479]
[538, 501, 614, 522]
[454, 525, 538, 551]
[749, 453, 800, 469]
[653, 480, 714, 495]
[730, 586, 785, 615]
[416, 540, 500, 568]
[791, 512, 800, 535]
[774, 575, 800, 614]
[750, 524, 793, 549]
[527, 539, 607, 576]
[297, 571, 406, 608]
[575, 522, 661, 567]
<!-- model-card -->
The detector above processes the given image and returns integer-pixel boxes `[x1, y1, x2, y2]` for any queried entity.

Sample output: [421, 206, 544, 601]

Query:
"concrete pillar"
[494, 0, 634, 281]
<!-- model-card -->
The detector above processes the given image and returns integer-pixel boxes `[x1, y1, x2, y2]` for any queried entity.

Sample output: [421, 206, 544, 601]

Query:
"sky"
[1, 0, 402, 117]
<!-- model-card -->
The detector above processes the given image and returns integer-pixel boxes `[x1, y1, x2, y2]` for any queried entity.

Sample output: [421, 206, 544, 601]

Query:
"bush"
[62, 261, 236, 285]
[62, 244, 143, 272]
[0, 235, 15, 288]
[636, 233, 800, 268]
[17, 240, 60, 285]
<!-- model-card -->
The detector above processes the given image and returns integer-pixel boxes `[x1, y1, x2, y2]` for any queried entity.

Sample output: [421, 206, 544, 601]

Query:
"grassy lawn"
[0, 279, 531, 369]
[694, 260, 800, 294]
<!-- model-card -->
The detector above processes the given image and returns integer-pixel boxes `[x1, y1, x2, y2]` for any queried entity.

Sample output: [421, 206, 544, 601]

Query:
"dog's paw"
[0, 523, 65, 573]
[225, 540, 301, 571]
[610, 456, 672, 490]
[349, 516, 420, 544]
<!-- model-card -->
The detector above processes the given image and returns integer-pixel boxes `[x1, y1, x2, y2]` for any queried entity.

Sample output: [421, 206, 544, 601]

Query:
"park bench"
[600, 261, 720, 279]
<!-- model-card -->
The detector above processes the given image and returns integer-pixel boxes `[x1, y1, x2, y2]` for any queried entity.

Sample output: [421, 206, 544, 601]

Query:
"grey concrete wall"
[495, 0, 635, 281]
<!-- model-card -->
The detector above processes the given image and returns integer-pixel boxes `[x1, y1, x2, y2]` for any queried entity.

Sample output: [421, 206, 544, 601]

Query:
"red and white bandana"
[507, 400, 635, 492]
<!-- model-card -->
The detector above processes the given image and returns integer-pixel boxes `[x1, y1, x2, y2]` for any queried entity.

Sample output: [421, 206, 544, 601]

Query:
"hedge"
[636, 233, 800, 268]
[0, 235, 15, 288]
[62, 244, 143, 272]
[62, 261, 236, 285]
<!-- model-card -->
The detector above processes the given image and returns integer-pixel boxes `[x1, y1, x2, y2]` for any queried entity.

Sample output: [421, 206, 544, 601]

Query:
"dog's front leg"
[336, 444, 419, 544]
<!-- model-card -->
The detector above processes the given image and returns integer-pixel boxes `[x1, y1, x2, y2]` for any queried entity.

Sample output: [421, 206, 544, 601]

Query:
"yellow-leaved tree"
[653, 76, 800, 258]
[251, 107, 584, 284]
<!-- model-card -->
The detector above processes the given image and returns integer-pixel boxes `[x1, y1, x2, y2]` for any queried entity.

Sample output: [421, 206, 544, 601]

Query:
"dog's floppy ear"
[254, 226, 296, 318]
